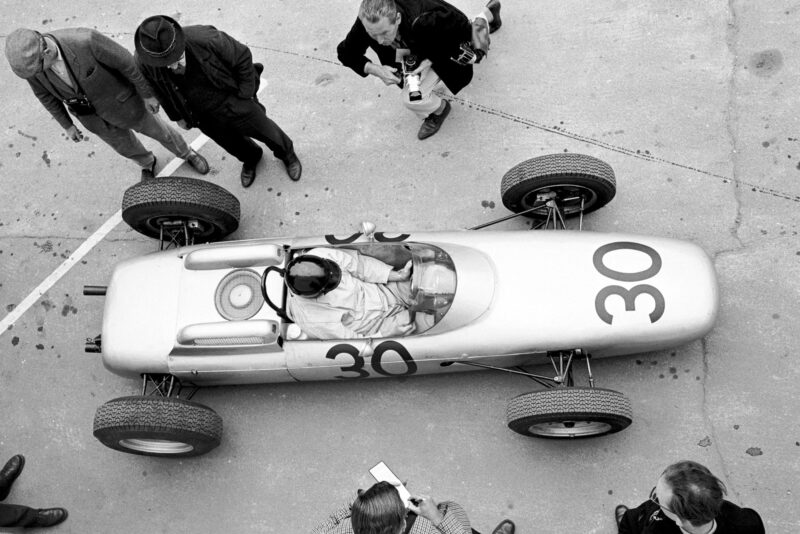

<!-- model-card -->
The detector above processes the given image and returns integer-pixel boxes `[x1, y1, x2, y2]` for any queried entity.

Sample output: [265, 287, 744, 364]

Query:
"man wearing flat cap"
[134, 15, 301, 187]
[4, 27, 208, 180]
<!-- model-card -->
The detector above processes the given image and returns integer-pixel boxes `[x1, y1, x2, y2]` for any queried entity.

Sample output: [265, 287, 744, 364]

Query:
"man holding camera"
[615, 460, 764, 534]
[4, 27, 208, 180]
[337, 0, 501, 140]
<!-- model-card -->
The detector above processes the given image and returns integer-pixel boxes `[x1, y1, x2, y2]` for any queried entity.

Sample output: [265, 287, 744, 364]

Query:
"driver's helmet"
[285, 255, 342, 297]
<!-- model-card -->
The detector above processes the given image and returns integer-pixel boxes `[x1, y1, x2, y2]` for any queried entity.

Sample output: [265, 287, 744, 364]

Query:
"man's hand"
[471, 17, 491, 57]
[388, 260, 412, 282]
[409, 58, 433, 76]
[177, 119, 190, 130]
[65, 125, 84, 142]
[408, 495, 445, 527]
[364, 62, 401, 85]
[144, 96, 160, 114]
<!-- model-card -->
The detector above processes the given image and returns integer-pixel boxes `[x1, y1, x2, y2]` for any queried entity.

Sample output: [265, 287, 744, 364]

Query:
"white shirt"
[286, 248, 414, 340]
[47, 37, 74, 89]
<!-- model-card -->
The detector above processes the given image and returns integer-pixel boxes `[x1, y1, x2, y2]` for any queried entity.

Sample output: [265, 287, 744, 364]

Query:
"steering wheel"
[260, 266, 289, 320]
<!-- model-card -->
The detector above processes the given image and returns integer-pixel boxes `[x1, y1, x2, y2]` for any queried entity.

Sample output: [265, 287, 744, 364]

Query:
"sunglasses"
[649, 487, 675, 515]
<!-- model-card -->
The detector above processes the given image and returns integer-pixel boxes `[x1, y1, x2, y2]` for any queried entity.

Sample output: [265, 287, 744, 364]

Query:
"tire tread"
[506, 387, 632, 438]
[121, 177, 240, 240]
[500, 153, 616, 216]
[93, 396, 222, 456]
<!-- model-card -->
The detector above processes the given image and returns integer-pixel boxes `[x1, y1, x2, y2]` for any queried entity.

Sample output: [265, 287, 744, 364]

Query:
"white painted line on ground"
[0, 77, 267, 334]
[0, 211, 123, 333]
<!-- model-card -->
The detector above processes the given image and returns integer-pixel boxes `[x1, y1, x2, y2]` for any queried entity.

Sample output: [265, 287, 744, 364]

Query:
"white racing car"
[84, 153, 718, 457]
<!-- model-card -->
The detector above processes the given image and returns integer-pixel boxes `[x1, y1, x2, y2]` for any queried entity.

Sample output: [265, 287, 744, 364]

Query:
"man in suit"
[134, 15, 302, 188]
[337, 0, 501, 140]
[0, 454, 68, 528]
[4, 27, 208, 180]
[615, 460, 764, 534]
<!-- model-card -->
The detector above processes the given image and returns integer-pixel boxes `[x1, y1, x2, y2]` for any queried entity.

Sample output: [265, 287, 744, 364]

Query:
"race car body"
[100, 230, 717, 386]
[87, 153, 720, 456]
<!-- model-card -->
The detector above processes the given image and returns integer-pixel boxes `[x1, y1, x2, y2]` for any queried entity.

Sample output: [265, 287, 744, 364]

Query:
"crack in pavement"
[703, 0, 743, 502]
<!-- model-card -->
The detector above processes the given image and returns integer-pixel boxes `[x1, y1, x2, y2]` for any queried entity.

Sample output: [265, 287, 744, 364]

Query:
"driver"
[285, 247, 415, 340]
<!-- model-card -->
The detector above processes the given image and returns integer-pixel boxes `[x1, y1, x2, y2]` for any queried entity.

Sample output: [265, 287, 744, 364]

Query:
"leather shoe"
[282, 152, 302, 181]
[141, 156, 157, 180]
[487, 0, 502, 33]
[34, 508, 68, 527]
[0, 454, 24, 500]
[186, 150, 209, 175]
[417, 100, 451, 140]
[614, 504, 629, 526]
[491, 519, 515, 534]
[241, 161, 258, 188]
[241, 149, 263, 187]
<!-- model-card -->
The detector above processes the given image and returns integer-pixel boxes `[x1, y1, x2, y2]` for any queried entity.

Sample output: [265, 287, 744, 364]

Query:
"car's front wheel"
[122, 176, 240, 243]
[500, 153, 616, 219]
[93, 396, 223, 457]
[506, 387, 632, 438]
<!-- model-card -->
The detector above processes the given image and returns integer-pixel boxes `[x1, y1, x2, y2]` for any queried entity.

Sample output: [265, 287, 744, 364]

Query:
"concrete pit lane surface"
[1, 1, 798, 532]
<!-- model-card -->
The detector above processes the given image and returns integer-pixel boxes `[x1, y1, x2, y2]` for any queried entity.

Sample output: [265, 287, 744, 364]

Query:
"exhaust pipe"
[83, 285, 107, 296]
[85, 335, 102, 353]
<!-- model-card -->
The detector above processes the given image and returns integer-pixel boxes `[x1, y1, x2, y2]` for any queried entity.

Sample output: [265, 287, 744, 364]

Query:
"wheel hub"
[118, 438, 195, 455]
[521, 183, 598, 216]
[527, 420, 612, 438]
[156, 218, 213, 249]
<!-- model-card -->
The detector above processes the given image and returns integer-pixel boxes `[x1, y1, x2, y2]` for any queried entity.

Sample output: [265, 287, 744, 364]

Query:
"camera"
[452, 41, 485, 66]
[64, 96, 95, 116]
[402, 55, 422, 102]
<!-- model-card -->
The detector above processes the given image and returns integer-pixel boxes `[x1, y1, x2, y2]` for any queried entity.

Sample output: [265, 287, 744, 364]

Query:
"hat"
[5, 28, 44, 78]
[134, 15, 185, 67]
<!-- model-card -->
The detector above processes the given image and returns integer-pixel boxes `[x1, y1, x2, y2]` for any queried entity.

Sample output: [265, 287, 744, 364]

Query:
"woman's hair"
[662, 460, 727, 527]
[351, 481, 406, 534]
[358, 0, 398, 24]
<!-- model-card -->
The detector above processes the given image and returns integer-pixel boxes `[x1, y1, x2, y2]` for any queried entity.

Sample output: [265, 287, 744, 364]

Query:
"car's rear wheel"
[506, 387, 632, 438]
[93, 396, 223, 457]
[122, 176, 240, 242]
[500, 153, 616, 218]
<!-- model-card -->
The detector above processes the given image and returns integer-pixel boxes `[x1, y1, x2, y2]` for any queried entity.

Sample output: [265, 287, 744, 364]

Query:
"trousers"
[0, 503, 38, 527]
[402, 67, 444, 119]
[195, 96, 294, 166]
[77, 111, 191, 168]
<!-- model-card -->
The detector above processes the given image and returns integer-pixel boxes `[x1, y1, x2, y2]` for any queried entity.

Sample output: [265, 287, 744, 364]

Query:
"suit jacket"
[135, 25, 258, 126]
[337, 0, 473, 94]
[27, 28, 154, 130]
[619, 500, 765, 534]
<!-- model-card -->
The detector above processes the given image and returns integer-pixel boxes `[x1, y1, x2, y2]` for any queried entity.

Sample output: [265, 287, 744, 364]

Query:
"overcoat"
[27, 28, 154, 129]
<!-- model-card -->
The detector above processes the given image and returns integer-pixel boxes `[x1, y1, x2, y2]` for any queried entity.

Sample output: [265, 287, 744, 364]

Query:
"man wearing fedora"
[0, 454, 68, 528]
[4, 27, 208, 180]
[134, 15, 302, 187]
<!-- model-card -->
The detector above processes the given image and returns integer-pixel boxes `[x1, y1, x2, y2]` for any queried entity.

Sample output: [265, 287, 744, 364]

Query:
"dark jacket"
[136, 25, 258, 126]
[337, 0, 473, 94]
[619, 500, 765, 534]
[27, 28, 154, 129]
